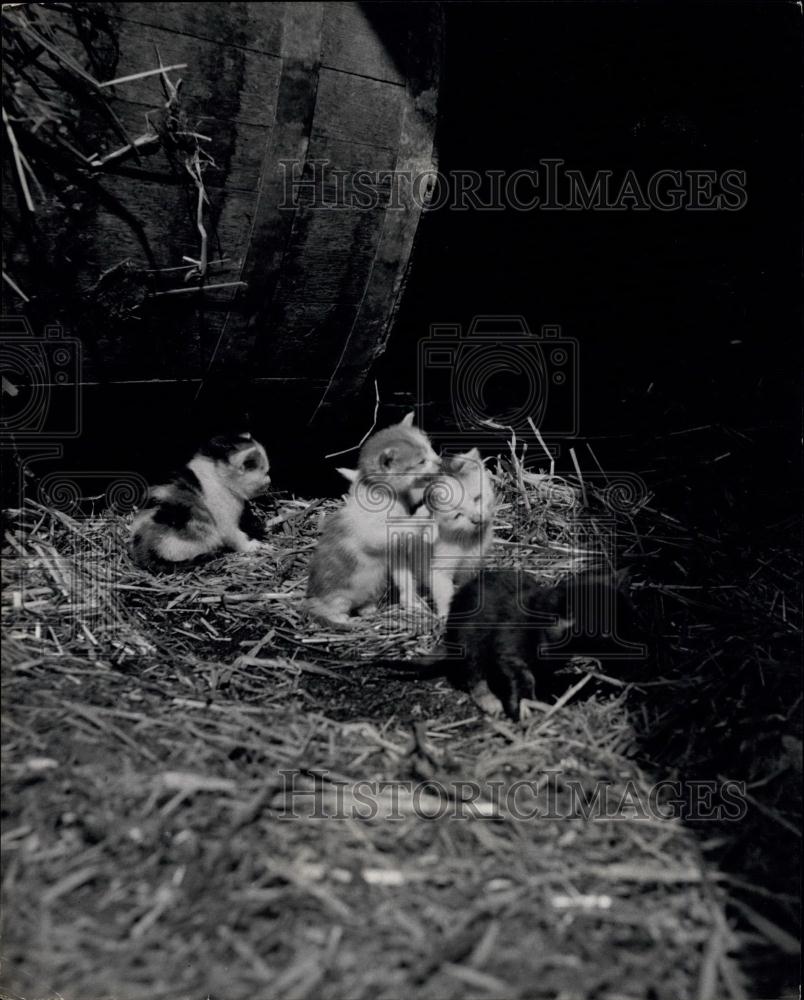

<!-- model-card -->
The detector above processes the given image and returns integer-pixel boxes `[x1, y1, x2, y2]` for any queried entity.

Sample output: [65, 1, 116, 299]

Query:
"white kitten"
[419, 448, 497, 617]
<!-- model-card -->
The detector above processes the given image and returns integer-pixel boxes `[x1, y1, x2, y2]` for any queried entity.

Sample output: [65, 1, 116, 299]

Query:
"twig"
[324, 381, 381, 460]
[529, 673, 593, 734]
[145, 258, 230, 275]
[3, 107, 36, 211]
[149, 281, 247, 298]
[186, 151, 209, 278]
[585, 442, 609, 482]
[569, 447, 588, 507]
[508, 429, 530, 513]
[98, 63, 188, 89]
[89, 131, 159, 169]
[12, 17, 102, 88]
[527, 418, 555, 477]
[2, 270, 30, 302]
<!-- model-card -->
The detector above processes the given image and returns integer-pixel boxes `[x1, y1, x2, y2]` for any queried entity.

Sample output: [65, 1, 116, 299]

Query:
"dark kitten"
[382, 568, 642, 720]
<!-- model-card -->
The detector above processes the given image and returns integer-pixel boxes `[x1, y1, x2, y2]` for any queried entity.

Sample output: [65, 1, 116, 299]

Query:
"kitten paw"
[243, 539, 270, 554]
[317, 614, 356, 630]
[304, 600, 357, 630]
[470, 681, 504, 718]
[397, 594, 422, 611]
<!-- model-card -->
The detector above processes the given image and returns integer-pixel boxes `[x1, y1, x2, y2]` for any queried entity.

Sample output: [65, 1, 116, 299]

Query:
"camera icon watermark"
[1, 317, 82, 439]
[36, 471, 148, 518]
[13, 527, 124, 642]
[10, 471, 146, 644]
[417, 316, 579, 449]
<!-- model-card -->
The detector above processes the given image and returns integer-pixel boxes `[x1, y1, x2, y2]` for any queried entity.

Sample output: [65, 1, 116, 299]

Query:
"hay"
[1, 452, 798, 1000]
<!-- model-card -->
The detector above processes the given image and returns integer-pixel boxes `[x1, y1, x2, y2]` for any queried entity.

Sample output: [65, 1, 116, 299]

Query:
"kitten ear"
[202, 431, 252, 460]
[336, 467, 358, 483]
[462, 447, 482, 463]
[400, 411, 415, 427]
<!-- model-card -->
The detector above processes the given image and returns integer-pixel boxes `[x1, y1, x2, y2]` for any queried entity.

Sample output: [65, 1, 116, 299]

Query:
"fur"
[130, 432, 271, 569]
[379, 569, 636, 720]
[419, 448, 497, 617]
[305, 414, 440, 626]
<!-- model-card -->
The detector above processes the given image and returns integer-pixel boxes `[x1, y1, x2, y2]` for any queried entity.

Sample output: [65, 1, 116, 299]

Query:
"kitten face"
[131, 432, 271, 569]
[205, 434, 271, 499]
[428, 449, 496, 534]
[357, 415, 440, 496]
[229, 442, 271, 499]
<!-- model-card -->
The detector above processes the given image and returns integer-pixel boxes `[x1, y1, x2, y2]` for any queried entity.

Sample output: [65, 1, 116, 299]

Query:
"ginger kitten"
[306, 413, 440, 626]
[131, 432, 271, 569]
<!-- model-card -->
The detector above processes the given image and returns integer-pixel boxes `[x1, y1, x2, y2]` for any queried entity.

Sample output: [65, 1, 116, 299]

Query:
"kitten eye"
[243, 459, 257, 471]
[473, 495, 482, 503]
[417, 459, 426, 466]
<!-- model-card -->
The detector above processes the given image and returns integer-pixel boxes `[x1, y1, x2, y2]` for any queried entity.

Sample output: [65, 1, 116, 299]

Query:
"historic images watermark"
[280, 159, 748, 212]
[7, 469, 147, 641]
[375, 511, 645, 658]
[276, 769, 748, 823]
[417, 316, 579, 443]
[0, 317, 83, 441]
[2, 315, 147, 641]
[1, 315, 147, 507]
[341, 311, 651, 644]
[1, 315, 84, 508]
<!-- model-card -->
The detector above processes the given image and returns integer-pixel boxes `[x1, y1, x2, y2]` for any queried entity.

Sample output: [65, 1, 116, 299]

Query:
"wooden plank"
[296, 135, 397, 206]
[278, 205, 387, 303]
[62, 175, 260, 380]
[75, 176, 247, 272]
[109, 2, 285, 56]
[5, 1, 441, 411]
[312, 2, 443, 411]
[312, 68, 404, 149]
[253, 300, 359, 378]
[42, 17, 275, 194]
[104, 17, 282, 128]
[321, 3, 406, 84]
[202, 2, 326, 372]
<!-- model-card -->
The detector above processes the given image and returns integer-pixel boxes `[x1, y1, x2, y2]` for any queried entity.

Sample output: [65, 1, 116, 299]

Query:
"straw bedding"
[2, 453, 799, 1000]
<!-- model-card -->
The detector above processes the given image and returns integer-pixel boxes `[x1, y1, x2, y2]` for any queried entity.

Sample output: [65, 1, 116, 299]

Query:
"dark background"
[5, 1, 801, 508]
[374, 1, 800, 513]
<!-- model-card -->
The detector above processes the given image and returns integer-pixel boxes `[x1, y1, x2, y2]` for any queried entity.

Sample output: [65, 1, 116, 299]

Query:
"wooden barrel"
[3, 1, 442, 426]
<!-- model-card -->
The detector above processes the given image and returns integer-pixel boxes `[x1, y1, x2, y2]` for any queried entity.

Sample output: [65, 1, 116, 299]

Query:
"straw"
[2, 436, 798, 999]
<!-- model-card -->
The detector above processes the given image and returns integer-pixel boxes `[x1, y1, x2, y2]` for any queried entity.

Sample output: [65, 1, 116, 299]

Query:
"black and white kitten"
[130, 432, 271, 569]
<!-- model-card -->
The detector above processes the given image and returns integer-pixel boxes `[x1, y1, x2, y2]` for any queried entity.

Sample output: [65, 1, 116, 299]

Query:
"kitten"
[419, 448, 497, 617]
[130, 432, 271, 569]
[382, 568, 639, 720]
[305, 413, 440, 626]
